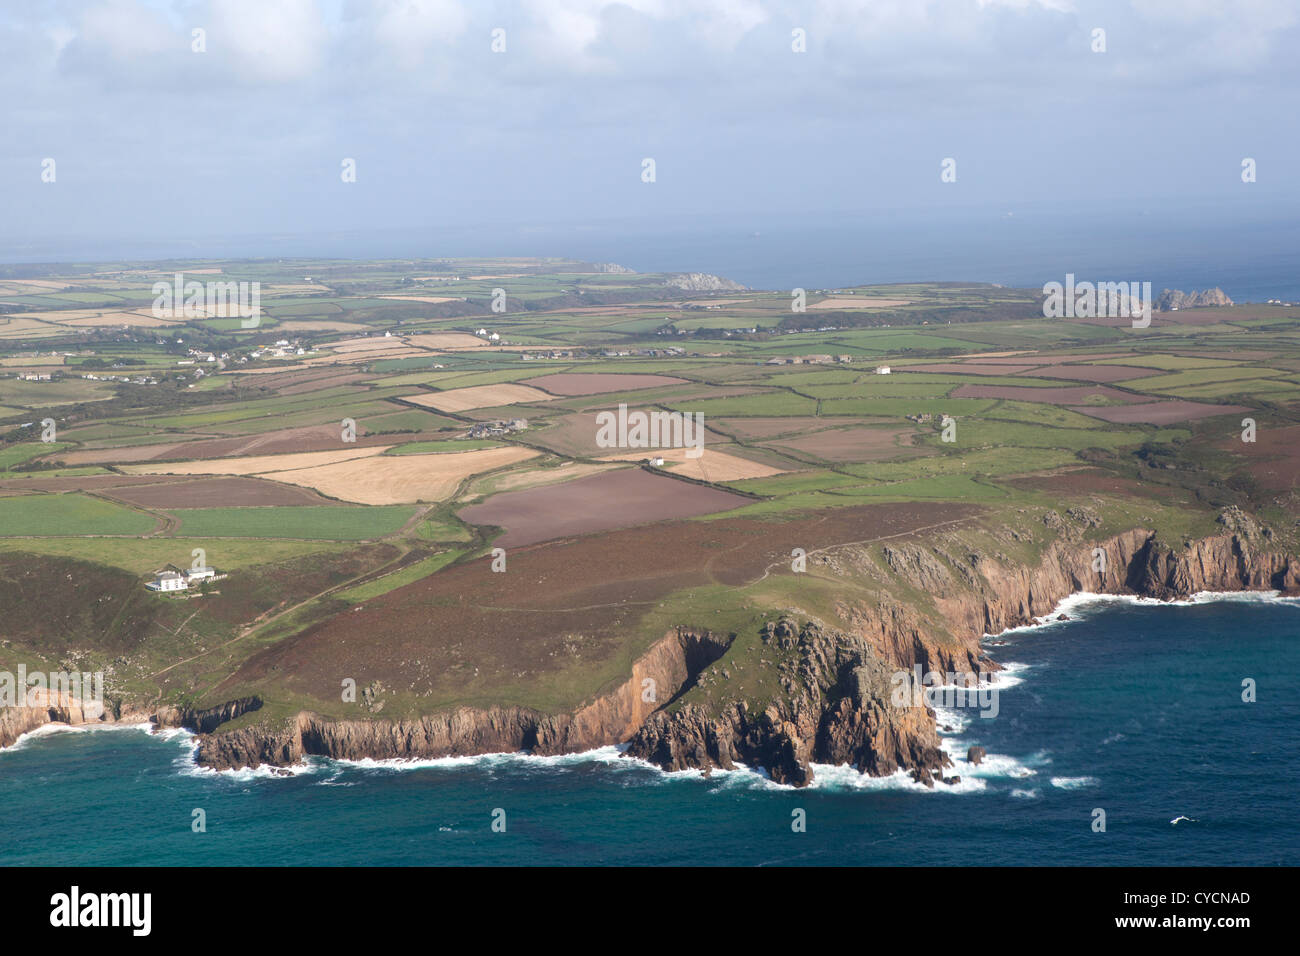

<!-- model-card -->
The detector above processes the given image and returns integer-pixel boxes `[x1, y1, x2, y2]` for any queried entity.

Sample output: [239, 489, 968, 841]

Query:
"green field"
[0, 494, 158, 536]
[172, 505, 419, 540]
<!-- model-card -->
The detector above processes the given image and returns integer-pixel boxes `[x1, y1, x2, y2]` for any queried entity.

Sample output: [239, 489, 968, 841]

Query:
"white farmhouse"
[145, 565, 220, 592]
[146, 570, 188, 592]
[874, 365, 891, 375]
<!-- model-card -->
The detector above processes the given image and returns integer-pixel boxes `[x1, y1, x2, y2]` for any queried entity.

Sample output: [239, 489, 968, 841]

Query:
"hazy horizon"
[5, 0, 1300, 265]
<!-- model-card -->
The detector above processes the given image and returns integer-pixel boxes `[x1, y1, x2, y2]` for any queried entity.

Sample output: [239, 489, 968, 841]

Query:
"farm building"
[145, 565, 223, 592]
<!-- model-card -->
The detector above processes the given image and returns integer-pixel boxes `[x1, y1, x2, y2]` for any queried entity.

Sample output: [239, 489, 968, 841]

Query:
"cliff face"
[1156, 288, 1233, 310]
[0, 688, 146, 750]
[187, 629, 731, 772]
[10, 526, 1296, 784]
[664, 273, 747, 292]
[624, 529, 1298, 786]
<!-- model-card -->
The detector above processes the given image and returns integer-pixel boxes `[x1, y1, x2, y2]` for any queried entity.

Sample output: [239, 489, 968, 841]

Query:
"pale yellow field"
[810, 296, 911, 309]
[327, 337, 405, 353]
[405, 332, 491, 350]
[0, 318, 64, 339]
[401, 383, 553, 412]
[119, 446, 390, 477]
[599, 446, 785, 482]
[0, 355, 65, 367]
[0, 279, 70, 292]
[262, 445, 541, 504]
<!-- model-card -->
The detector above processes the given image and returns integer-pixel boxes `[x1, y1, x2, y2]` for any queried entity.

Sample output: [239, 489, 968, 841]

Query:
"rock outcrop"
[188, 628, 732, 772]
[0, 687, 146, 750]
[623, 526, 1298, 786]
[663, 273, 747, 292]
[1156, 288, 1233, 311]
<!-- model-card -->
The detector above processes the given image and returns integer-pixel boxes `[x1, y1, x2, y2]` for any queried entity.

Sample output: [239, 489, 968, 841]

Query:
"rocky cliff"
[0, 687, 147, 750]
[624, 525, 1298, 786]
[9, 522, 1296, 784]
[1156, 287, 1233, 310]
[663, 273, 747, 292]
[182, 628, 732, 772]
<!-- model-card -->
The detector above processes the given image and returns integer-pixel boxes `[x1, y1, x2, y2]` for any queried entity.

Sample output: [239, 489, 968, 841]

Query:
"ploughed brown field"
[521, 373, 689, 395]
[1013, 365, 1162, 383]
[1068, 400, 1250, 425]
[217, 501, 983, 707]
[902, 363, 1043, 376]
[54, 424, 410, 466]
[974, 352, 1128, 365]
[101, 476, 337, 509]
[760, 425, 926, 463]
[457, 466, 751, 548]
[0, 474, 191, 494]
[951, 383, 1142, 404]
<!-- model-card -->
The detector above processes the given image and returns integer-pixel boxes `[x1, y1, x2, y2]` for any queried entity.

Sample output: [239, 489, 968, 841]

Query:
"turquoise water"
[1, 595, 1297, 866]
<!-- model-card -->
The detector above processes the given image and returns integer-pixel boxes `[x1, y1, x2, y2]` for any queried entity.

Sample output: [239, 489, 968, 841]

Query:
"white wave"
[2, 720, 158, 754]
[986, 589, 1297, 639]
[327, 744, 635, 774]
[1050, 775, 1098, 789]
[181, 756, 320, 781]
[1010, 788, 1040, 799]
[989, 661, 1031, 689]
[807, 762, 987, 793]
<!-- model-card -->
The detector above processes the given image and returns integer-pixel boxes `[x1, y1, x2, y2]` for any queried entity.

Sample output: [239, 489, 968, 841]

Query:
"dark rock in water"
[911, 767, 935, 788]
[945, 776, 960, 785]
[942, 724, 954, 732]
[1057, 613, 1070, 621]
[967, 746, 986, 766]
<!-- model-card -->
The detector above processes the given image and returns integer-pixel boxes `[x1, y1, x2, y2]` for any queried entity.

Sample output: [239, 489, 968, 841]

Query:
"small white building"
[874, 366, 891, 375]
[146, 570, 188, 592]
[146, 565, 219, 592]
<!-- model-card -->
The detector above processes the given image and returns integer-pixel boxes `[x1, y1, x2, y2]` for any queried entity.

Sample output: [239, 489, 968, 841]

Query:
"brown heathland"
[458, 466, 751, 548]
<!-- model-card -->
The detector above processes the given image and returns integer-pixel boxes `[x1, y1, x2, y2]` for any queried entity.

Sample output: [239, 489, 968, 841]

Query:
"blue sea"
[1, 594, 1296, 866]
[7, 202, 1300, 304]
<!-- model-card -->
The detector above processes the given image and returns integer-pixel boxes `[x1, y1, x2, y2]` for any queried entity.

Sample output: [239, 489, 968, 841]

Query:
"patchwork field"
[1, 257, 1295, 755]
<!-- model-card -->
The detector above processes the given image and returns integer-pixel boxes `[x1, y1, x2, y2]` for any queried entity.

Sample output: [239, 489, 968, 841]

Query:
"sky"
[2, 0, 1299, 261]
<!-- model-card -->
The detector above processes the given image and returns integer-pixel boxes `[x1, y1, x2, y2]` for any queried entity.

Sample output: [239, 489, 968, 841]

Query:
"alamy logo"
[0, 666, 104, 711]
[50, 886, 151, 936]
[891, 666, 999, 719]
[152, 272, 261, 328]
[594, 403, 705, 457]
[1043, 274, 1152, 328]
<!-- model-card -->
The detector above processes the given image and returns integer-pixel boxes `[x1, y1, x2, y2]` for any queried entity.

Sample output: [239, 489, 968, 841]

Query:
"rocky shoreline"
[5, 522, 1297, 785]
